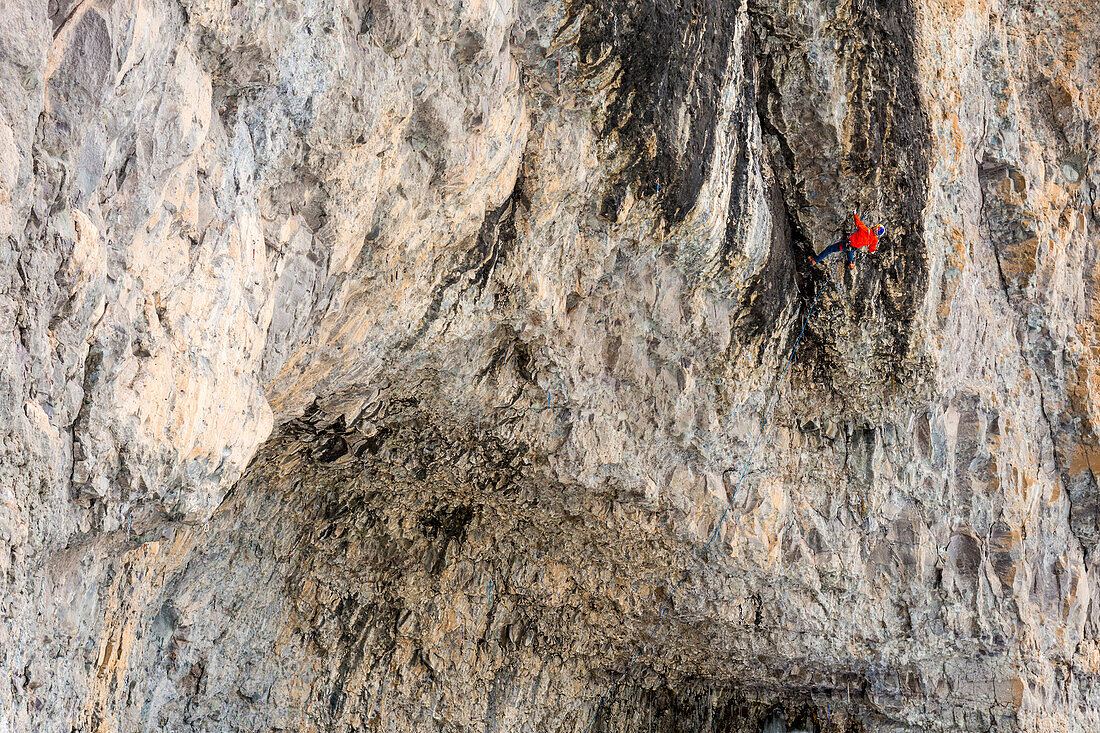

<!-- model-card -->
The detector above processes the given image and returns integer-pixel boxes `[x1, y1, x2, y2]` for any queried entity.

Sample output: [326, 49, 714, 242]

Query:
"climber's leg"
[812, 242, 844, 264]
[845, 243, 855, 268]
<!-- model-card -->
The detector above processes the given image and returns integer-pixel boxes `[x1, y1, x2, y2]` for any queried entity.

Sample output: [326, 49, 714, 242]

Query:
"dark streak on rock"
[749, 0, 932, 388]
[570, 0, 741, 226]
[846, 0, 931, 341]
[724, 33, 798, 348]
[473, 190, 521, 294]
[733, 152, 798, 350]
[399, 180, 524, 350]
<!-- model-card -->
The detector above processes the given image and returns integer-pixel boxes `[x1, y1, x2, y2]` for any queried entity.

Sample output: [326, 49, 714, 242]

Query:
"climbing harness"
[581, 260, 839, 732]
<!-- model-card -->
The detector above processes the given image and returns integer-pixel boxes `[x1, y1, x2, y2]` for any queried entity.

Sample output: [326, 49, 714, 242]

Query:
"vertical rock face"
[1, 0, 1098, 730]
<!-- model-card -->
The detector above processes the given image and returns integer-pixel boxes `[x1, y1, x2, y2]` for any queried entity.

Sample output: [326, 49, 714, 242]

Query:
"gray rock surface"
[1, 0, 1098, 730]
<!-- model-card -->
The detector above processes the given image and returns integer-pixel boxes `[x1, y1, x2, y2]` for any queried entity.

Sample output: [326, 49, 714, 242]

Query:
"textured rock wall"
[1, 0, 1099, 730]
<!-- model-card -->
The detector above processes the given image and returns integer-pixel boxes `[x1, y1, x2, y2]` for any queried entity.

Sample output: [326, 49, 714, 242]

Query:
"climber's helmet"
[874, 225, 886, 237]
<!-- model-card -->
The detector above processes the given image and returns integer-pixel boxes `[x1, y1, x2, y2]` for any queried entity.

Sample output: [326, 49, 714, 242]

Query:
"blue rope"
[582, 261, 838, 732]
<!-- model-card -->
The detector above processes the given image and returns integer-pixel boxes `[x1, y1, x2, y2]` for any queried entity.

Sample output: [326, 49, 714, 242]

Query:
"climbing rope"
[582, 260, 839, 732]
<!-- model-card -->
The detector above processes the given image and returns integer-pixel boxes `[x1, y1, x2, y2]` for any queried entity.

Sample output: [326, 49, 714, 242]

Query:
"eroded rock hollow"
[1, 0, 1098, 730]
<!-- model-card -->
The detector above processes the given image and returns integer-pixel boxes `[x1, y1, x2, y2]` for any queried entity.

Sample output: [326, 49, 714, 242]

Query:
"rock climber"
[809, 214, 885, 269]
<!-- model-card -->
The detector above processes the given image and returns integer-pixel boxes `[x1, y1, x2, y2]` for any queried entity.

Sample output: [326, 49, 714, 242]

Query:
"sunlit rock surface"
[1, 0, 1098, 730]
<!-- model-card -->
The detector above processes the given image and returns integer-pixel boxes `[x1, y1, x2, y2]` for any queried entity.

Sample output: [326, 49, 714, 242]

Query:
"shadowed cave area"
[144, 408, 876, 731]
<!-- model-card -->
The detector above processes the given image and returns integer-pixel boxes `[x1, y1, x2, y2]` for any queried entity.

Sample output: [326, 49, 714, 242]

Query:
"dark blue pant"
[813, 240, 854, 265]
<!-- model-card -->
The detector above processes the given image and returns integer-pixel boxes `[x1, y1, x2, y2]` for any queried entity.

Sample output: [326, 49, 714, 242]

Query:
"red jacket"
[848, 214, 878, 253]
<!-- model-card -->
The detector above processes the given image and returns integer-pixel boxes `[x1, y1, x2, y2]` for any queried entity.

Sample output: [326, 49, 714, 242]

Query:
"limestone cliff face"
[1, 0, 1098, 730]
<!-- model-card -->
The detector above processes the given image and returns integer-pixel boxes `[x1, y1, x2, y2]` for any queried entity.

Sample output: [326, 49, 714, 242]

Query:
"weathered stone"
[1, 0, 1100, 731]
